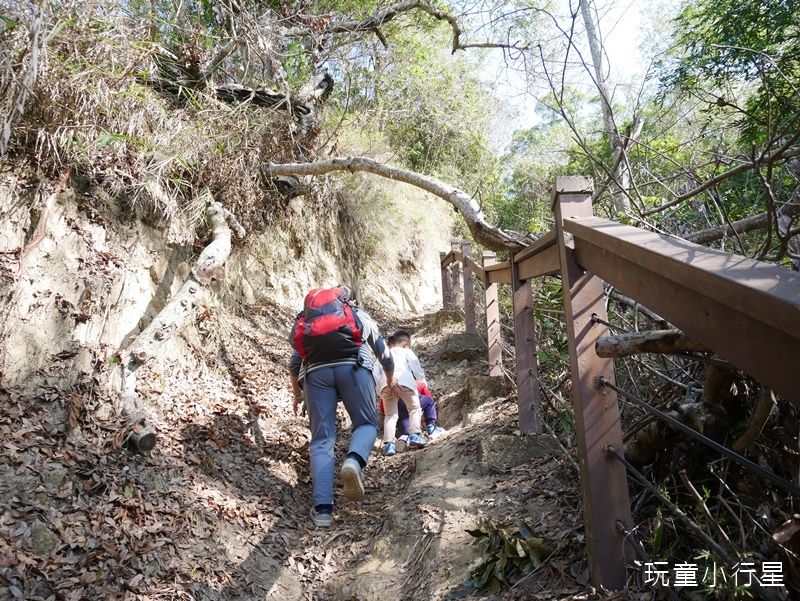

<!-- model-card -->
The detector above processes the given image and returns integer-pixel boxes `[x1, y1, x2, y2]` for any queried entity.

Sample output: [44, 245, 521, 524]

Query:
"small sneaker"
[426, 424, 445, 438]
[310, 507, 332, 528]
[341, 457, 365, 502]
[383, 442, 396, 456]
[408, 433, 429, 448]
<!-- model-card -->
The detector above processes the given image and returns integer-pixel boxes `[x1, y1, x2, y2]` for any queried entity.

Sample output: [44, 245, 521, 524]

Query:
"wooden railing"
[440, 176, 800, 593]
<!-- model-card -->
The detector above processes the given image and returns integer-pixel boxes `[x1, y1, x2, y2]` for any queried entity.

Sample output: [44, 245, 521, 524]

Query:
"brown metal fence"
[439, 176, 800, 597]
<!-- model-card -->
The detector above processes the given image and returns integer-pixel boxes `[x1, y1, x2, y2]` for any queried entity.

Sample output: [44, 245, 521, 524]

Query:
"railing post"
[440, 251, 453, 310]
[552, 176, 632, 590]
[450, 238, 462, 311]
[483, 250, 502, 377]
[511, 251, 542, 435]
[462, 240, 477, 334]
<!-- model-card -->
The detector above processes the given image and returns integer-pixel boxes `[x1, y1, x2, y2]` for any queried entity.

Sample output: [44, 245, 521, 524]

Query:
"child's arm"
[408, 351, 426, 383]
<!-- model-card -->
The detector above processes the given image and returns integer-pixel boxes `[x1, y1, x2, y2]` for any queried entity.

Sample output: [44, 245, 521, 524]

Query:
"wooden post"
[552, 176, 632, 590]
[440, 251, 453, 310]
[450, 239, 462, 311]
[462, 240, 477, 334]
[484, 250, 502, 377]
[511, 251, 541, 435]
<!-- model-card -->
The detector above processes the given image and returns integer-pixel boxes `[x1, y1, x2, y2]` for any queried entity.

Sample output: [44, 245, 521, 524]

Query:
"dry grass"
[1, 0, 307, 233]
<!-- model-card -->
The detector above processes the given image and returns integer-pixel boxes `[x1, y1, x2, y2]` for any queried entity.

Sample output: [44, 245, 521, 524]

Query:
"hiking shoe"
[408, 433, 429, 448]
[341, 457, 365, 502]
[310, 507, 332, 528]
[383, 442, 396, 456]
[426, 425, 445, 438]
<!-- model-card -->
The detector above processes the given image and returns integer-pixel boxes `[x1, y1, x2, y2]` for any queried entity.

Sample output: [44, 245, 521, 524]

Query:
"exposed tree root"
[106, 195, 245, 452]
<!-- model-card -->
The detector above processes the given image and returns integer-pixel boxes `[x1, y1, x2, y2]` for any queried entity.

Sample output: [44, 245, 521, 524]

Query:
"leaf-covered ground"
[0, 300, 629, 601]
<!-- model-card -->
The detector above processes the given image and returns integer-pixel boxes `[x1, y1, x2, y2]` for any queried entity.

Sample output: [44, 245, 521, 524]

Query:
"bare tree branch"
[596, 330, 710, 358]
[264, 157, 526, 251]
[731, 389, 776, 453]
[279, 0, 520, 54]
[643, 148, 800, 216]
[684, 202, 800, 245]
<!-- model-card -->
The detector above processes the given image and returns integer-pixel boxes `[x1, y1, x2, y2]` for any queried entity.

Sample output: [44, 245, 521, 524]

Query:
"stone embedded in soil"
[440, 333, 484, 361]
[477, 434, 560, 474]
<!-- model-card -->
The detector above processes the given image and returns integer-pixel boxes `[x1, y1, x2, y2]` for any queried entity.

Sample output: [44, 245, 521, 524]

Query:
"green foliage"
[465, 518, 553, 595]
[283, 39, 314, 89]
[490, 90, 595, 232]
[0, 13, 18, 33]
[313, 0, 380, 16]
[663, 0, 800, 145]
[668, 0, 799, 86]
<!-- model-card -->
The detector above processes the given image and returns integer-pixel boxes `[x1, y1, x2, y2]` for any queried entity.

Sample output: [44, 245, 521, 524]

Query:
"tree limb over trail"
[264, 157, 527, 251]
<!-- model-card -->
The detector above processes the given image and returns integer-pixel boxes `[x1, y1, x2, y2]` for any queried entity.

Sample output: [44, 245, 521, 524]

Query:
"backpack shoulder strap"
[342, 303, 361, 344]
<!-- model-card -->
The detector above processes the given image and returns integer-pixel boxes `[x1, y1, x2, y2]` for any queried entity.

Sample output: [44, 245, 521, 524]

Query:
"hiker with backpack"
[288, 286, 398, 528]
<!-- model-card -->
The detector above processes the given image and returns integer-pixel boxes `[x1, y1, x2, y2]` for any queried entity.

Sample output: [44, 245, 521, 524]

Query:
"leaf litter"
[0, 300, 628, 601]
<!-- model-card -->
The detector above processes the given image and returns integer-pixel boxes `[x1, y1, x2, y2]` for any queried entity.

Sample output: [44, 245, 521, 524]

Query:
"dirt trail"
[0, 300, 606, 601]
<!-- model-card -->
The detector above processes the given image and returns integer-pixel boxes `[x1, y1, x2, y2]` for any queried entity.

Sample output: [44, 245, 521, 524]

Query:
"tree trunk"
[685, 202, 800, 246]
[107, 196, 245, 452]
[578, 0, 634, 215]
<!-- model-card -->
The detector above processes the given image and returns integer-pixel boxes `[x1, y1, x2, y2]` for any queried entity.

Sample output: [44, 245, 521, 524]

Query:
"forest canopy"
[1, 0, 798, 260]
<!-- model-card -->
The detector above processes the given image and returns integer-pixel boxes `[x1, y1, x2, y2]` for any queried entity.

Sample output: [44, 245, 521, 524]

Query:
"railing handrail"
[566, 215, 800, 402]
[439, 176, 800, 594]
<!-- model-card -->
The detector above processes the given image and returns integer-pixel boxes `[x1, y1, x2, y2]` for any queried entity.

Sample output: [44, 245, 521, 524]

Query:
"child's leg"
[382, 391, 400, 444]
[420, 394, 437, 426]
[396, 399, 411, 438]
[399, 387, 422, 435]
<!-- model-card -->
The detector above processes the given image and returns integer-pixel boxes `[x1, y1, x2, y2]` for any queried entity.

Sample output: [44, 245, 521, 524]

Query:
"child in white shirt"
[373, 331, 429, 455]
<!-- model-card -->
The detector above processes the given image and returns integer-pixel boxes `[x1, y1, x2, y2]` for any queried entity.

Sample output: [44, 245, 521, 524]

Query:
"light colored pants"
[305, 364, 378, 507]
[381, 385, 422, 443]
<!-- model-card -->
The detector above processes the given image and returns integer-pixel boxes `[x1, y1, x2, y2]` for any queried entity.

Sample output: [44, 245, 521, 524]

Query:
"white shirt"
[373, 346, 427, 393]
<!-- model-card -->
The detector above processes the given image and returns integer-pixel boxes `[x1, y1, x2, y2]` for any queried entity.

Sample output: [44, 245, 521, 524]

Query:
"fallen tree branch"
[596, 330, 710, 358]
[107, 195, 245, 452]
[732, 388, 776, 453]
[684, 202, 800, 246]
[608, 290, 672, 329]
[264, 156, 526, 251]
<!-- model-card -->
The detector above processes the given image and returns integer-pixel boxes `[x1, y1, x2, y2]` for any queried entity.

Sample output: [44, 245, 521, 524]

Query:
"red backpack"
[291, 287, 363, 363]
